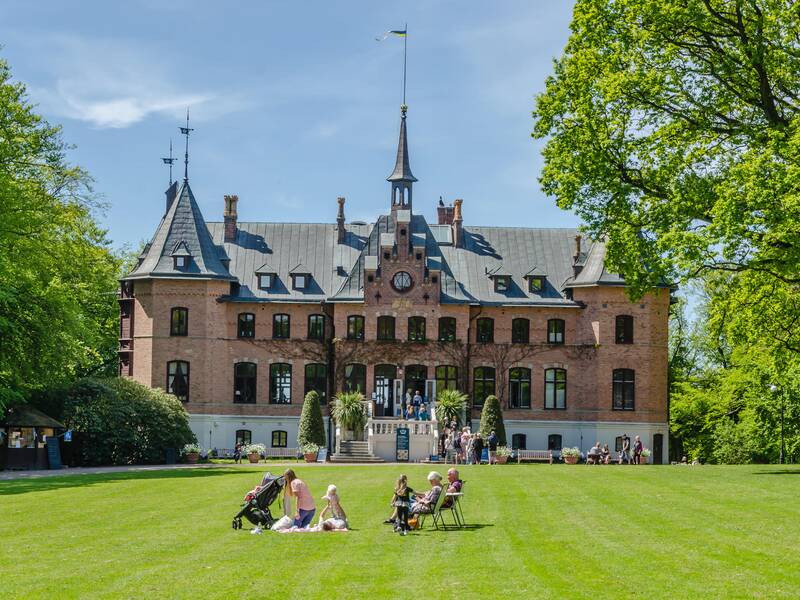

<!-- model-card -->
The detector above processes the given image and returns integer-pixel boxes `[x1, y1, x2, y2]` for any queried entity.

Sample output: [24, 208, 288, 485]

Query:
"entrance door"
[652, 433, 663, 465]
[374, 364, 397, 418]
[404, 365, 428, 404]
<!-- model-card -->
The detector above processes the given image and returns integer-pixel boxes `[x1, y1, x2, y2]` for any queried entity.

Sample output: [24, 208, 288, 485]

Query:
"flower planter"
[496, 455, 509, 464]
[304, 452, 318, 463]
[564, 455, 579, 464]
[185, 452, 199, 464]
[248, 453, 260, 464]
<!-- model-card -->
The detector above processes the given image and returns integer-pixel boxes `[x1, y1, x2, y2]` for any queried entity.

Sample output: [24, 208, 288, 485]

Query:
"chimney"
[165, 181, 178, 215]
[573, 234, 583, 276]
[437, 197, 455, 225]
[223, 195, 238, 242]
[336, 197, 346, 244]
[452, 199, 464, 247]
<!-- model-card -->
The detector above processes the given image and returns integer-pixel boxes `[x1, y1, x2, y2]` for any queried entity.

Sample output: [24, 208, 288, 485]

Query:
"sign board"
[64, 430, 72, 442]
[396, 427, 410, 462]
[317, 448, 328, 463]
[46, 437, 62, 470]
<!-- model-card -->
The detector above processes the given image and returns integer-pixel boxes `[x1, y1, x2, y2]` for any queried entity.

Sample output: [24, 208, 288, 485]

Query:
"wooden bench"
[517, 450, 553, 464]
[263, 447, 299, 459]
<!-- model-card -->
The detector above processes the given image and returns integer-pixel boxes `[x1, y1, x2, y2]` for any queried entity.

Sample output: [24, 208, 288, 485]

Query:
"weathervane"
[179, 108, 194, 182]
[161, 139, 177, 185]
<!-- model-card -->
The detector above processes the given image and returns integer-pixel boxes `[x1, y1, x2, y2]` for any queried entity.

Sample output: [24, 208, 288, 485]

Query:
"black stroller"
[232, 472, 285, 530]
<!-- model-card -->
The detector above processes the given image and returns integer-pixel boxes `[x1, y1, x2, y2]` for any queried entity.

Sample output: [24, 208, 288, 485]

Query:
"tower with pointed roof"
[387, 105, 417, 213]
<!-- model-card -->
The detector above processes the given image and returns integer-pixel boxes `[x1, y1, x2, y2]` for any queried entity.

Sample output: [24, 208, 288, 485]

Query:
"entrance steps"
[330, 440, 384, 463]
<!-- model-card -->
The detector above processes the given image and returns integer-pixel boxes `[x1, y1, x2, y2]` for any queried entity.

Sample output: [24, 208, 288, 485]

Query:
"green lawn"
[2, 464, 799, 599]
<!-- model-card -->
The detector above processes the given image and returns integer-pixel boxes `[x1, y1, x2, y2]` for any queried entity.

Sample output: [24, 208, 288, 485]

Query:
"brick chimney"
[573, 234, 583, 276]
[223, 195, 238, 242]
[437, 197, 455, 225]
[452, 199, 464, 247]
[336, 197, 346, 244]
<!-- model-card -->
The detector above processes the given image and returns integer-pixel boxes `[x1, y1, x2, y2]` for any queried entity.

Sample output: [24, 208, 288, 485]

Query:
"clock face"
[392, 271, 412, 292]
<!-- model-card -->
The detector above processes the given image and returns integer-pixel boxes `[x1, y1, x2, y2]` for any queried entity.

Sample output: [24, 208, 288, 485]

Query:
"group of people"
[402, 389, 431, 421]
[586, 434, 644, 465]
[439, 424, 499, 465]
[385, 468, 463, 534]
[261, 468, 349, 534]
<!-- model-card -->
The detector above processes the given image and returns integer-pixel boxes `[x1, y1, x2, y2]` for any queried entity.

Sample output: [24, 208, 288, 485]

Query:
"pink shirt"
[290, 479, 315, 511]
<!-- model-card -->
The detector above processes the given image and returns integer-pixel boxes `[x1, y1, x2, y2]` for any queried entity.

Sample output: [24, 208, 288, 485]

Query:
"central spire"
[387, 105, 416, 212]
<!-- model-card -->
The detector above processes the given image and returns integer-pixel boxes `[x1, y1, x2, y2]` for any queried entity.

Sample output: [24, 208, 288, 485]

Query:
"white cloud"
[17, 33, 250, 128]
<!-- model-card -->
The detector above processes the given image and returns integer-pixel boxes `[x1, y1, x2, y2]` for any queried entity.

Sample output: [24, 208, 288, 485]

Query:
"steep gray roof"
[125, 182, 234, 281]
[565, 240, 626, 287]
[208, 221, 371, 302]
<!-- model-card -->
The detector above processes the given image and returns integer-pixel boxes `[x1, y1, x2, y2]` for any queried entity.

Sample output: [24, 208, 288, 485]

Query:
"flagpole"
[403, 23, 407, 105]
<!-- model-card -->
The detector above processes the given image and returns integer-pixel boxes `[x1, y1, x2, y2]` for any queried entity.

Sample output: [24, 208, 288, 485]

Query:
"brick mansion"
[120, 105, 670, 462]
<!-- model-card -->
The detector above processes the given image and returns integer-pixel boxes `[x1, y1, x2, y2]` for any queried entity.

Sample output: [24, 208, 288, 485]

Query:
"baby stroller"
[232, 472, 285, 530]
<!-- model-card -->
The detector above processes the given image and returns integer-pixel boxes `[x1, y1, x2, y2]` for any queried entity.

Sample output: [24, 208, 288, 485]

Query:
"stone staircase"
[330, 440, 384, 463]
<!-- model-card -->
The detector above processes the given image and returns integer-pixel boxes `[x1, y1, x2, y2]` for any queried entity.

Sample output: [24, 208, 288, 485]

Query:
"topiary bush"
[32, 377, 196, 466]
[479, 395, 507, 446]
[297, 390, 326, 448]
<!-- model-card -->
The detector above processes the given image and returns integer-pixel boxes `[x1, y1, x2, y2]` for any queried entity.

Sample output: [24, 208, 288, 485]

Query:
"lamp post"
[769, 385, 785, 465]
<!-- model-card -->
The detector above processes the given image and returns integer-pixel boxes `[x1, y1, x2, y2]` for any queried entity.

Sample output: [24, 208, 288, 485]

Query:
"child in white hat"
[318, 484, 348, 530]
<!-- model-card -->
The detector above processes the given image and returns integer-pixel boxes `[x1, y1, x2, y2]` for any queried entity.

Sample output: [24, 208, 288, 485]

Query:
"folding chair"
[448, 481, 466, 527]
[417, 486, 448, 530]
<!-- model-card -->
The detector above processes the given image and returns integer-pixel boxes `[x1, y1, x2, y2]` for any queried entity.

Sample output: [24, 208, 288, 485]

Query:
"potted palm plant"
[434, 389, 468, 425]
[332, 391, 367, 441]
[561, 447, 581, 464]
[301, 443, 320, 463]
[182, 443, 201, 464]
[496, 446, 512, 464]
[244, 443, 265, 464]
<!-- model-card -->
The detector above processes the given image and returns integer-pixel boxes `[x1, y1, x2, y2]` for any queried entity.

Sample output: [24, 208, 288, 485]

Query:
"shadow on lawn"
[752, 470, 800, 475]
[0, 467, 248, 496]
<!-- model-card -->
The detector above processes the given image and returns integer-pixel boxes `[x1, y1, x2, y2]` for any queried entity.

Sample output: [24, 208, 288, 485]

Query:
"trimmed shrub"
[298, 390, 326, 448]
[479, 395, 507, 446]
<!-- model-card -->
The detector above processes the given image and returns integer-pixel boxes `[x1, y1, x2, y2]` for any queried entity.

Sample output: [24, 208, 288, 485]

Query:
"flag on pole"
[375, 29, 407, 41]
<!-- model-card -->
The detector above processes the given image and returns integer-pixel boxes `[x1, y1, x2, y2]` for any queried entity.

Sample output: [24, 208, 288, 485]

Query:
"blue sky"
[1, 1, 577, 250]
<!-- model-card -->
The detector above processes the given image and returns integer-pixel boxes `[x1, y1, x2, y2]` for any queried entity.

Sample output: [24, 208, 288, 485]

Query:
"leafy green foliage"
[332, 391, 366, 432]
[297, 390, 326, 448]
[434, 389, 467, 425]
[479, 395, 506, 446]
[32, 377, 196, 465]
[0, 57, 122, 409]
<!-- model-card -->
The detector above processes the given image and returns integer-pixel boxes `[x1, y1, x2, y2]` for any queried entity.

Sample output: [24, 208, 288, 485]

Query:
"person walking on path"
[283, 469, 316, 528]
[487, 430, 498, 465]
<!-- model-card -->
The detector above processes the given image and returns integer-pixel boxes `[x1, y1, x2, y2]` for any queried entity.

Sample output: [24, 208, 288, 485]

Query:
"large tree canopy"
[0, 58, 121, 409]
[533, 0, 800, 351]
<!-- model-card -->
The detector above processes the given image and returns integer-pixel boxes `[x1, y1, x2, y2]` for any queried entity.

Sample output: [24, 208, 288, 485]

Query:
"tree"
[533, 0, 800, 355]
[0, 57, 121, 409]
[297, 390, 326, 448]
[332, 391, 367, 434]
[479, 395, 506, 446]
[435, 389, 468, 426]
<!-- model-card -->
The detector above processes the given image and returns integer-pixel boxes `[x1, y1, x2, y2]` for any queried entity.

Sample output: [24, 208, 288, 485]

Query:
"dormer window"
[171, 241, 191, 270]
[258, 274, 274, 290]
[292, 274, 308, 290]
[289, 264, 311, 291]
[529, 276, 545, 293]
[174, 256, 188, 269]
[494, 276, 511, 293]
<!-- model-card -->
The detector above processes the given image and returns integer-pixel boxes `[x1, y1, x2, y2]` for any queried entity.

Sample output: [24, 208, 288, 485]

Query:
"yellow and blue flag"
[376, 29, 407, 41]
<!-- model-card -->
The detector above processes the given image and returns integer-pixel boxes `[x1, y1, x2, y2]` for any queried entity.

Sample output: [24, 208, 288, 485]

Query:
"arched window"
[238, 313, 255, 338]
[613, 369, 635, 410]
[616, 315, 634, 344]
[344, 363, 366, 393]
[547, 319, 565, 344]
[472, 367, 495, 407]
[476, 318, 494, 343]
[170, 307, 188, 336]
[548, 434, 562, 451]
[234, 362, 257, 403]
[304, 363, 327, 404]
[273, 314, 290, 339]
[408, 316, 426, 342]
[509, 367, 531, 409]
[511, 433, 527, 450]
[512, 318, 530, 344]
[235, 429, 252, 445]
[438, 317, 457, 342]
[166, 360, 190, 402]
[269, 363, 292, 404]
[271, 430, 288, 448]
[435, 365, 458, 394]
[377, 316, 396, 341]
[308, 314, 325, 340]
[347, 315, 364, 340]
[544, 368, 566, 409]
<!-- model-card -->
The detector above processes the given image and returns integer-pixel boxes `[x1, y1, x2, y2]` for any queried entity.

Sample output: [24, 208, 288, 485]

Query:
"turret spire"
[387, 105, 417, 211]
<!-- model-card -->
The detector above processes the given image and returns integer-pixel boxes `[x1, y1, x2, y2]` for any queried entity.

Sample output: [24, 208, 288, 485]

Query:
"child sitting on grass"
[318, 484, 348, 530]
[391, 475, 413, 535]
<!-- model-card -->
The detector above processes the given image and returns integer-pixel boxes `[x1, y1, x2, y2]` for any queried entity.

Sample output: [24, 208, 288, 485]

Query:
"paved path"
[0, 461, 411, 481]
